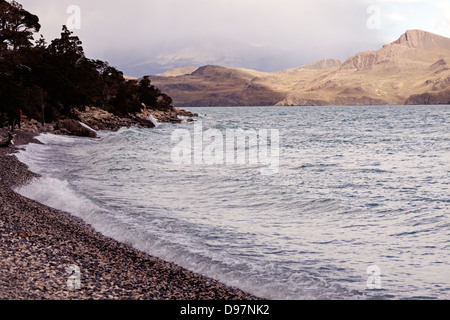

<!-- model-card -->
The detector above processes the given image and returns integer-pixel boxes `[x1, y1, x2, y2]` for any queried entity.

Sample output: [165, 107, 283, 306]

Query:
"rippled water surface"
[16, 105, 450, 299]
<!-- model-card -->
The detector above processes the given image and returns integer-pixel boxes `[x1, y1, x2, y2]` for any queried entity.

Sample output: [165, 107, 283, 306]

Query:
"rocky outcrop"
[341, 30, 450, 71]
[341, 51, 380, 70]
[276, 95, 392, 106]
[404, 90, 450, 105]
[333, 96, 392, 106]
[338, 86, 366, 96]
[75, 107, 135, 131]
[7, 104, 199, 138]
[428, 58, 448, 70]
[393, 29, 450, 49]
[0, 132, 13, 148]
[431, 76, 450, 91]
[340, 42, 413, 70]
[275, 96, 328, 106]
[427, 58, 450, 76]
[76, 106, 198, 131]
[135, 106, 198, 124]
[2, 106, 198, 139]
[55, 119, 98, 138]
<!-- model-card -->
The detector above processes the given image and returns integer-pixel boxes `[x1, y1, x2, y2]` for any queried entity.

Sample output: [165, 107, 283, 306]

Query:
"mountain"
[147, 30, 450, 107]
[298, 59, 343, 70]
[148, 65, 285, 107]
[156, 67, 199, 77]
[393, 29, 450, 49]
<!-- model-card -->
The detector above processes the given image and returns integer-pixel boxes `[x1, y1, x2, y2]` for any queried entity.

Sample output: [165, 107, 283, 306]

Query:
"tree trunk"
[41, 92, 46, 125]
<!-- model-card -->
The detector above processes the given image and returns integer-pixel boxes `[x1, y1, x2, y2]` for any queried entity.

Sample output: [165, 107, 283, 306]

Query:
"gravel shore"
[0, 129, 260, 300]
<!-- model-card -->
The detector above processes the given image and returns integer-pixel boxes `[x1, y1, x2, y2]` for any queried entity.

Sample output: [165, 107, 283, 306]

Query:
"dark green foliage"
[0, 0, 40, 53]
[0, 0, 173, 129]
[0, 0, 40, 129]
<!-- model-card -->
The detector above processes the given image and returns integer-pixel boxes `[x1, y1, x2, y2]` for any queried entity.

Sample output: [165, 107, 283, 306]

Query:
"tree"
[94, 60, 125, 107]
[34, 33, 46, 48]
[24, 85, 48, 125]
[0, 1, 39, 130]
[1, 1, 175, 129]
[138, 76, 173, 111]
[157, 92, 173, 111]
[138, 76, 158, 108]
[0, 0, 40, 54]
[45, 26, 102, 116]
[111, 79, 142, 115]
[48, 25, 84, 62]
[0, 70, 25, 130]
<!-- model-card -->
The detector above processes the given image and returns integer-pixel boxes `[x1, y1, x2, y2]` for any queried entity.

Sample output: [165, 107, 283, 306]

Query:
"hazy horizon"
[17, 0, 450, 77]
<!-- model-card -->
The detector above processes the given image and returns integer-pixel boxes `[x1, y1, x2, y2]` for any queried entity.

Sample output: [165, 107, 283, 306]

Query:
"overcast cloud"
[17, 0, 450, 76]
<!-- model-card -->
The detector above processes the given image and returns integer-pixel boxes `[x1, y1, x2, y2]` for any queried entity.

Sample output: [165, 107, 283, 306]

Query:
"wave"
[146, 115, 160, 127]
[13, 133, 358, 300]
[15, 176, 350, 300]
[78, 121, 98, 133]
[12, 105, 450, 300]
[14, 176, 137, 245]
[16, 177, 101, 220]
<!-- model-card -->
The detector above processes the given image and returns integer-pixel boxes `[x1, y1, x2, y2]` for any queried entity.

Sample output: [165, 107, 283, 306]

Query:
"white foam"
[78, 121, 97, 133]
[13, 177, 282, 299]
[146, 115, 160, 127]
[12, 125, 366, 300]
[14, 176, 138, 246]
[33, 132, 83, 145]
[16, 177, 100, 218]
[15, 133, 87, 175]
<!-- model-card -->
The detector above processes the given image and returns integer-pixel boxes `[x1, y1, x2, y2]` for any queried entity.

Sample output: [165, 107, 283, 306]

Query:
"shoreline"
[0, 129, 260, 300]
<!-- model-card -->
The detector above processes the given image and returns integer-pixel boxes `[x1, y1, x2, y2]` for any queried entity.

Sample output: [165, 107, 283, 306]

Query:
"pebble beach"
[0, 129, 259, 300]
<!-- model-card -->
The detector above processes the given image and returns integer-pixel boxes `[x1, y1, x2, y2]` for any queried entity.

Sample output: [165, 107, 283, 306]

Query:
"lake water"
[16, 105, 450, 300]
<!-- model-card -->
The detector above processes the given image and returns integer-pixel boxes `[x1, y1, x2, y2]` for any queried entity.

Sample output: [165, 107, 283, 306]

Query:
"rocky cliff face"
[405, 90, 450, 105]
[393, 29, 450, 49]
[340, 43, 413, 70]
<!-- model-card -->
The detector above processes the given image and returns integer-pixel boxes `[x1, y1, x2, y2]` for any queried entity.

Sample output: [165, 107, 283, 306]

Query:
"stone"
[55, 119, 97, 138]
[0, 132, 13, 148]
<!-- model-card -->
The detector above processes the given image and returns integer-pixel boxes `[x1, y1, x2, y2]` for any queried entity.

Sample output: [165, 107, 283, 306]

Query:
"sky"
[17, 0, 450, 77]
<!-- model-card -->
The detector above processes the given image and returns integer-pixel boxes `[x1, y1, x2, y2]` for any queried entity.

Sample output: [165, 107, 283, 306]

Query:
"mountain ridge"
[147, 30, 450, 107]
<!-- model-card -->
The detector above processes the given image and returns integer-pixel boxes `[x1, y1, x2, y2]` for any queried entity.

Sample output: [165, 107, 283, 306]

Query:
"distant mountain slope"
[393, 29, 450, 49]
[148, 30, 450, 107]
[156, 67, 199, 77]
[299, 59, 343, 70]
